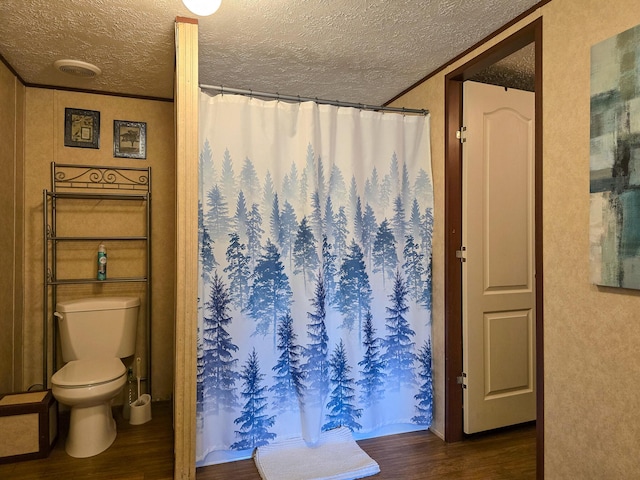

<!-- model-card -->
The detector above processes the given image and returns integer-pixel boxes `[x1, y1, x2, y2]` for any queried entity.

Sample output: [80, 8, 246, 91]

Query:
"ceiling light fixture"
[182, 0, 221, 16]
[53, 59, 101, 78]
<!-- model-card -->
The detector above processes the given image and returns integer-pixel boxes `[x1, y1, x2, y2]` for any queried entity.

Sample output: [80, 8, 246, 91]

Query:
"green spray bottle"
[97, 242, 107, 280]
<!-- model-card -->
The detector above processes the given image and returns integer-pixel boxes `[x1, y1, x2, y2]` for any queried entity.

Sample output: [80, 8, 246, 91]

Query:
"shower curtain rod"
[200, 84, 429, 115]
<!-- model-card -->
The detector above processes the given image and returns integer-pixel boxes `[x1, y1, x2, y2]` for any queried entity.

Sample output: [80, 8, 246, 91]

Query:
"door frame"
[443, 17, 543, 478]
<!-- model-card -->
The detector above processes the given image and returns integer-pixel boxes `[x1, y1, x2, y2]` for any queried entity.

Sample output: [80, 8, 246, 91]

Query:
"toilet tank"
[55, 296, 140, 362]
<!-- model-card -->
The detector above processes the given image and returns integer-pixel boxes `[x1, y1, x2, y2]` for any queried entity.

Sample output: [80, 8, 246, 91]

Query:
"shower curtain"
[196, 91, 434, 466]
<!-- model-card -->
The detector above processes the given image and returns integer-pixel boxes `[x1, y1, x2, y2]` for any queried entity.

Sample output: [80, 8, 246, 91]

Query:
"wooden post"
[174, 16, 199, 480]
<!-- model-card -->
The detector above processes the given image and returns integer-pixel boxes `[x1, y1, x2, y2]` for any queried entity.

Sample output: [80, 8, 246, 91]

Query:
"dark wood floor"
[0, 400, 536, 480]
[197, 423, 536, 480]
[0, 401, 174, 480]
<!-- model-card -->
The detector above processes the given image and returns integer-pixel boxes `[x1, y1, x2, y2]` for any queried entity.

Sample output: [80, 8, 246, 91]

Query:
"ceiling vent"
[53, 59, 102, 78]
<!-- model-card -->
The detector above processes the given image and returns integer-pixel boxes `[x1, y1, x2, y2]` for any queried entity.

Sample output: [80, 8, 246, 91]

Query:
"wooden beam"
[173, 17, 199, 480]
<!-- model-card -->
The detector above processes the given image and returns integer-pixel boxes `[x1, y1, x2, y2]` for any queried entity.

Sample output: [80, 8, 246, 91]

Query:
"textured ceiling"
[473, 43, 536, 92]
[0, 0, 539, 105]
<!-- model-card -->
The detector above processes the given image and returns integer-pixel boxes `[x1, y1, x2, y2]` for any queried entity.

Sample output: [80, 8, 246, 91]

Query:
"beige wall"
[390, 71, 447, 440]
[19, 88, 176, 400]
[392, 0, 640, 476]
[0, 61, 25, 394]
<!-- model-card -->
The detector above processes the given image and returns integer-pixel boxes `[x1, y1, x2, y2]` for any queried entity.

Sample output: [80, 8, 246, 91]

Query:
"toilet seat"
[52, 358, 125, 388]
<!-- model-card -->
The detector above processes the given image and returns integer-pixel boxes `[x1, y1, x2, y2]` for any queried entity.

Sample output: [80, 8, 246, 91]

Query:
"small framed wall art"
[64, 108, 100, 149]
[113, 120, 147, 159]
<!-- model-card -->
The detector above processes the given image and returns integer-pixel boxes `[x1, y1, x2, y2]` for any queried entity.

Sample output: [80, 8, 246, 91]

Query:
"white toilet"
[51, 296, 140, 458]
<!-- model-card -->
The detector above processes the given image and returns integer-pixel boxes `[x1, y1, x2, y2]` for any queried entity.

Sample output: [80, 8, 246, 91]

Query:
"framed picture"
[64, 108, 100, 149]
[113, 120, 147, 159]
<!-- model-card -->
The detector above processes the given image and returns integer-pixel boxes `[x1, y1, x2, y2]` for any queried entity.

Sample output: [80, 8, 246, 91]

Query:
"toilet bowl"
[50, 296, 140, 458]
[52, 357, 127, 458]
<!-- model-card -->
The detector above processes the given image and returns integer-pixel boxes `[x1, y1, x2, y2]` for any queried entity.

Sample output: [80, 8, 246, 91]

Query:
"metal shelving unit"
[42, 163, 152, 395]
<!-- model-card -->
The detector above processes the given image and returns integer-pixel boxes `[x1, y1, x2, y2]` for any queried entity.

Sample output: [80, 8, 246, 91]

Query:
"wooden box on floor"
[0, 390, 58, 464]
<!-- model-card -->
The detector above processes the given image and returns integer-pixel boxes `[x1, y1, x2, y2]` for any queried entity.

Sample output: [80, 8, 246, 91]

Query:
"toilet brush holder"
[129, 394, 152, 425]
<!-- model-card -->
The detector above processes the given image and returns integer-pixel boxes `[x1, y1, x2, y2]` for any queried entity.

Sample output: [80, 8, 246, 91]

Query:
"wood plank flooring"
[0, 399, 536, 480]
[0, 401, 174, 480]
[197, 423, 536, 480]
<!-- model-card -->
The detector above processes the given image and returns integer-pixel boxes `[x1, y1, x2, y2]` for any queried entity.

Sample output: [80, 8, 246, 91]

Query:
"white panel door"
[462, 81, 536, 434]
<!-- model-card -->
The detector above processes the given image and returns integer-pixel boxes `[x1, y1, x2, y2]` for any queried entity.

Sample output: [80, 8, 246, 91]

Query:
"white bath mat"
[254, 427, 380, 480]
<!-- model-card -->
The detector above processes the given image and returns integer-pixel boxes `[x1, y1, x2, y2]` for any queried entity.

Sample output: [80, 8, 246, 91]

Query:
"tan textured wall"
[0, 61, 25, 394]
[542, 1, 640, 477]
[389, 82, 447, 438]
[392, 0, 640, 476]
[0, 60, 16, 394]
[23, 88, 176, 401]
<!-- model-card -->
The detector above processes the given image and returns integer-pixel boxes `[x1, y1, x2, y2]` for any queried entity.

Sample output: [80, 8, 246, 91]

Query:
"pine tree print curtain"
[196, 91, 434, 465]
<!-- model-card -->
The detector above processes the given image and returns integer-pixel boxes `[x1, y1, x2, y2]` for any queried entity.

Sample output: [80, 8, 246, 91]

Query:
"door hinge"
[457, 372, 467, 388]
[456, 126, 467, 143]
[455, 246, 466, 262]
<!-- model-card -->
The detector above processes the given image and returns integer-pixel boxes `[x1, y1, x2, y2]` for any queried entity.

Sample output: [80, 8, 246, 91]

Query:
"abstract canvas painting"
[590, 23, 640, 289]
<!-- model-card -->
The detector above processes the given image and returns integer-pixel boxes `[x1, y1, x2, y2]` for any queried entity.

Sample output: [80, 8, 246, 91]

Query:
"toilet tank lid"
[56, 296, 140, 313]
